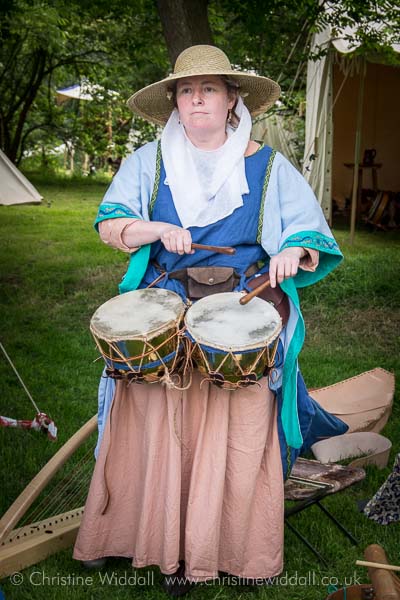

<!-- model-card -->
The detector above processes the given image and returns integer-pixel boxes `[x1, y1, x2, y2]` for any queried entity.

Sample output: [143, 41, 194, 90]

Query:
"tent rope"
[0, 341, 57, 440]
[276, 19, 311, 84]
[0, 341, 40, 413]
[253, 25, 311, 171]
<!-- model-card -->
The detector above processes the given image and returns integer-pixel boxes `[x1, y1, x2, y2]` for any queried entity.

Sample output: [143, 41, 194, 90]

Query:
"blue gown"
[96, 144, 347, 479]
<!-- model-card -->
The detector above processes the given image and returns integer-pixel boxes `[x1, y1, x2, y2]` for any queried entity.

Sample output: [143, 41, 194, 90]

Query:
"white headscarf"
[161, 97, 252, 228]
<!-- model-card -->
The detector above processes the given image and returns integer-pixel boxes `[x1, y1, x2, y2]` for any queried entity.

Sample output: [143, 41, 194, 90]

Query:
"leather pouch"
[187, 267, 239, 299]
[247, 273, 290, 327]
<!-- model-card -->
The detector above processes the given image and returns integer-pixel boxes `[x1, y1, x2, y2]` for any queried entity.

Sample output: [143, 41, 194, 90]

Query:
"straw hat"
[127, 45, 280, 126]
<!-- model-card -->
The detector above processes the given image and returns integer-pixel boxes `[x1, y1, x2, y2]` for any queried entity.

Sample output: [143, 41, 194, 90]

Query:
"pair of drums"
[90, 288, 282, 389]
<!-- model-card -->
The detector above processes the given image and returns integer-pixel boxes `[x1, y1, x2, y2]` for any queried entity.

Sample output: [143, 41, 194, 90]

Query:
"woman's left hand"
[269, 247, 307, 288]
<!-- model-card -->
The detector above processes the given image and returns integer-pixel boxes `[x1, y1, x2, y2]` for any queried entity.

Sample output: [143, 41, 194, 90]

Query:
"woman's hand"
[160, 225, 193, 255]
[269, 247, 307, 288]
[118, 220, 193, 254]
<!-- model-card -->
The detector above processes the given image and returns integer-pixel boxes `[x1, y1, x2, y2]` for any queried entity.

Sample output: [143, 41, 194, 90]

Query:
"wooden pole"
[349, 58, 366, 245]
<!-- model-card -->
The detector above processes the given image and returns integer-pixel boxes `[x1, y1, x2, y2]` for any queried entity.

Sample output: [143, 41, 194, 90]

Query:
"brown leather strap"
[151, 262, 265, 301]
[153, 262, 259, 282]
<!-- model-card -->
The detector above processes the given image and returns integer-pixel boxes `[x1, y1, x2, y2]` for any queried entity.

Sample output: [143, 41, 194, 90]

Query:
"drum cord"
[191, 341, 278, 391]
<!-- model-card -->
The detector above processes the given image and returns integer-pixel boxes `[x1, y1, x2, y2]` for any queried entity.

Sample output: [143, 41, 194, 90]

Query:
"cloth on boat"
[74, 371, 284, 580]
[363, 453, 400, 525]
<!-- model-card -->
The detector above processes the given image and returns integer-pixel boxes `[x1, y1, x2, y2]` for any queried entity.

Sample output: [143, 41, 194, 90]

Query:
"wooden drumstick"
[356, 560, 400, 573]
[239, 279, 271, 305]
[191, 243, 236, 255]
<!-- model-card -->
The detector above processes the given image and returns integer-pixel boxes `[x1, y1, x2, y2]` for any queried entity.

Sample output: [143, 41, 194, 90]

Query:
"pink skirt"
[73, 371, 284, 581]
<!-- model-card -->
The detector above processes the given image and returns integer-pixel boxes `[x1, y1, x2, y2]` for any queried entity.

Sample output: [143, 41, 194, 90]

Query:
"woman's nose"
[192, 90, 204, 104]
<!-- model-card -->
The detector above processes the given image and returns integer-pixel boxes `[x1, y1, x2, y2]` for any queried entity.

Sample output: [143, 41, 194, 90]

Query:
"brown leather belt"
[165, 263, 259, 282]
[152, 262, 258, 300]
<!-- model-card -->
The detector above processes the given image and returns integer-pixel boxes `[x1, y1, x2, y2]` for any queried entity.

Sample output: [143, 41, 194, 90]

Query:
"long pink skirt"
[73, 371, 284, 581]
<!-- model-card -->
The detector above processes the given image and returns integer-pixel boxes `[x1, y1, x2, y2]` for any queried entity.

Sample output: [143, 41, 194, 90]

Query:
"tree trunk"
[10, 50, 47, 165]
[157, 0, 213, 65]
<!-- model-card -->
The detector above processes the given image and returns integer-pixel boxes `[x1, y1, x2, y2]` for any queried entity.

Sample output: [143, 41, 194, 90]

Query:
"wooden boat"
[310, 368, 394, 434]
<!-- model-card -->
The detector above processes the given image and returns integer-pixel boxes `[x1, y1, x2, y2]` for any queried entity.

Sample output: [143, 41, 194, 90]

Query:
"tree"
[1, 0, 398, 167]
[157, 0, 399, 88]
[0, 0, 169, 164]
[157, 0, 213, 64]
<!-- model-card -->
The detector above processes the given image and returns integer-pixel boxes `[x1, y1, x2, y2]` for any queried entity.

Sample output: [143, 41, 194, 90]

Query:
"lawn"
[0, 177, 399, 599]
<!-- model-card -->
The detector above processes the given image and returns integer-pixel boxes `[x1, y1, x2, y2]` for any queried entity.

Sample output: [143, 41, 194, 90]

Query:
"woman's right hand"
[160, 225, 193, 255]
[116, 219, 193, 254]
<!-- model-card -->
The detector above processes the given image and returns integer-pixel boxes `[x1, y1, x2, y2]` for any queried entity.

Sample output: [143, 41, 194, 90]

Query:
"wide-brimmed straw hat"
[127, 45, 280, 126]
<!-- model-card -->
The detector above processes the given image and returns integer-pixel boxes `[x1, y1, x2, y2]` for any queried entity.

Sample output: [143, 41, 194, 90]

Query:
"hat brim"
[127, 70, 281, 126]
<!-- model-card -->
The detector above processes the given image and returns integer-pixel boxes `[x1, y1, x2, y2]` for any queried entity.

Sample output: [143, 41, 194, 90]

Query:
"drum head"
[185, 292, 282, 351]
[91, 289, 185, 341]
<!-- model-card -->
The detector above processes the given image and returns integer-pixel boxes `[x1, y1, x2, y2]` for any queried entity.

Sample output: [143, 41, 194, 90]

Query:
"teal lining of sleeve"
[278, 229, 343, 447]
[279, 278, 304, 449]
[118, 244, 151, 294]
[93, 205, 150, 293]
[94, 203, 141, 231]
[280, 230, 343, 288]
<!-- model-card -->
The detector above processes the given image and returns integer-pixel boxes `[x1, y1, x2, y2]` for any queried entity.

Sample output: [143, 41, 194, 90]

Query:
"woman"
[74, 45, 345, 592]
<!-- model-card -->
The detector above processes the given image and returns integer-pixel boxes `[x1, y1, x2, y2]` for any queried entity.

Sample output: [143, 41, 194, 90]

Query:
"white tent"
[303, 12, 400, 234]
[56, 81, 118, 104]
[56, 81, 104, 104]
[0, 149, 42, 206]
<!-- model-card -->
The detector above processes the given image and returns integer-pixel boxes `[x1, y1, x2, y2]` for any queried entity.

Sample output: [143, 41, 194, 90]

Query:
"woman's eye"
[204, 86, 215, 93]
[179, 87, 191, 95]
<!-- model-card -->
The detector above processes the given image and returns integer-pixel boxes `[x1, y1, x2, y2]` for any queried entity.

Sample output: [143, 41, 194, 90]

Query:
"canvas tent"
[303, 14, 400, 232]
[56, 81, 118, 104]
[57, 83, 95, 103]
[252, 111, 301, 170]
[0, 149, 42, 206]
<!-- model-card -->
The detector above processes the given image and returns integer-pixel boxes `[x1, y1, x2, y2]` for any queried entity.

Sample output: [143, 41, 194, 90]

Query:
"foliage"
[1, 0, 399, 169]
[307, 1, 400, 66]
[210, 0, 320, 89]
[210, 0, 399, 89]
[0, 0, 168, 165]
[317, 1, 400, 49]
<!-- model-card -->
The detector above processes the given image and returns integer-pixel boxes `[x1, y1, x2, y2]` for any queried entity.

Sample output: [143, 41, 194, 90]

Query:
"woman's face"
[176, 75, 235, 139]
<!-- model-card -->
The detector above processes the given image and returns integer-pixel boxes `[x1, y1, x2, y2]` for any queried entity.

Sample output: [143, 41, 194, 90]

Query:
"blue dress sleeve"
[260, 151, 343, 288]
[94, 140, 158, 230]
[94, 141, 159, 293]
[259, 152, 343, 449]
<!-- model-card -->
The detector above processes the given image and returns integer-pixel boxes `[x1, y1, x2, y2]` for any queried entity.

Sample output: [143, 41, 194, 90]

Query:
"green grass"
[0, 183, 399, 599]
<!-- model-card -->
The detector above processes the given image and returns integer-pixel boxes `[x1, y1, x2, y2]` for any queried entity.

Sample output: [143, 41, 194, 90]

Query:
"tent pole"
[349, 58, 366, 245]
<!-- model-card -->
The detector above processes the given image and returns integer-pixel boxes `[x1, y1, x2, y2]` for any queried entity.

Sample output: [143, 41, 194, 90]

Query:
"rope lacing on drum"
[187, 335, 280, 391]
